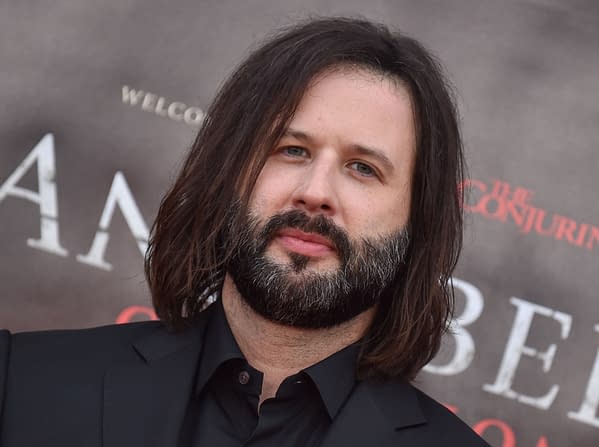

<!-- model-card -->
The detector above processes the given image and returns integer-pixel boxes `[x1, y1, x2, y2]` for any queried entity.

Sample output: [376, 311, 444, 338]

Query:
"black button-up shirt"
[178, 299, 360, 446]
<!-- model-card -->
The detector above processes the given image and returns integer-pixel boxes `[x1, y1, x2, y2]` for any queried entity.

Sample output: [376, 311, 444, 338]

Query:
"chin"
[266, 244, 338, 273]
[293, 256, 340, 275]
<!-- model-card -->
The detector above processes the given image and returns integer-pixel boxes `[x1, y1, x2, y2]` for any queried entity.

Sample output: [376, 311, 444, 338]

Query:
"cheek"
[383, 192, 411, 232]
[347, 189, 410, 236]
[249, 165, 293, 213]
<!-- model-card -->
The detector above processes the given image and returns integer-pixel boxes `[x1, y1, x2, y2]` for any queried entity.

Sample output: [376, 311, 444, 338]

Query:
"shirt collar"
[302, 341, 360, 419]
[195, 297, 360, 419]
[194, 298, 244, 395]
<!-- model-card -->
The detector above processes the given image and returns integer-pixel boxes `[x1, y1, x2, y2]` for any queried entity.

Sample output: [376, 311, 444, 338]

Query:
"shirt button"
[238, 370, 250, 385]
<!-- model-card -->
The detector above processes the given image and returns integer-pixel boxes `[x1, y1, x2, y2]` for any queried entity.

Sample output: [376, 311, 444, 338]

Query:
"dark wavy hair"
[145, 17, 464, 381]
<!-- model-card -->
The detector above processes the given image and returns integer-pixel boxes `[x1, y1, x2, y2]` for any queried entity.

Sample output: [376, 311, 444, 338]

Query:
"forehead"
[285, 68, 416, 166]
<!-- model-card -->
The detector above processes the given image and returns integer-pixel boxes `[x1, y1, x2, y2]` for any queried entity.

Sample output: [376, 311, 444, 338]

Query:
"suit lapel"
[320, 379, 428, 447]
[103, 310, 211, 447]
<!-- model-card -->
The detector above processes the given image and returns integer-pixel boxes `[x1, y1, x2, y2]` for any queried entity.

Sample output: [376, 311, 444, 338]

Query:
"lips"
[276, 228, 336, 257]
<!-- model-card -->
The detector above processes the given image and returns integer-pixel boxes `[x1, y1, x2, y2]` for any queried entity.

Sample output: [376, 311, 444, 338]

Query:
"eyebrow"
[284, 128, 395, 174]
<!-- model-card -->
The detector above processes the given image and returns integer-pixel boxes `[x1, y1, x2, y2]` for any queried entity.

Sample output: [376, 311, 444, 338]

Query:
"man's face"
[227, 68, 416, 328]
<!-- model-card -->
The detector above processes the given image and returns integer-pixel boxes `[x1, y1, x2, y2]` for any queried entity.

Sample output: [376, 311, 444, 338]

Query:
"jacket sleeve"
[0, 329, 10, 434]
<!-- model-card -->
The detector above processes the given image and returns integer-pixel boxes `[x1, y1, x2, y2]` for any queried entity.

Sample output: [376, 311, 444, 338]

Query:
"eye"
[281, 146, 308, 158]
[349, 161, 376, 177]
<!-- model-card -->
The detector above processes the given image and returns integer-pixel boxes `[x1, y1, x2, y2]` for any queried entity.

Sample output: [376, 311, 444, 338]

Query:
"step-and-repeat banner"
[1, 1, 598, 446]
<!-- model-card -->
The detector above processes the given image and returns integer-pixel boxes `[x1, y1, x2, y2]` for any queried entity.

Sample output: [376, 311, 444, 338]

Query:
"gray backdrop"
[1, 1, 598, 446]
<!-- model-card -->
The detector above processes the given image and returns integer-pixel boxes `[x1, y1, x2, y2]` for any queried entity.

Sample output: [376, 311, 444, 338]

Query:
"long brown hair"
[145, 17, 464, 381]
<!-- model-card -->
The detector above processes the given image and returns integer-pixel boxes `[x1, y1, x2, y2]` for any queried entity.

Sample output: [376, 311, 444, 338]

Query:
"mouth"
[276, 228, 336, 257]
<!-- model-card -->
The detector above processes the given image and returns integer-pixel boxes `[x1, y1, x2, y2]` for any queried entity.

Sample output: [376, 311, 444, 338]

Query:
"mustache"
[256, 210, 351, 259]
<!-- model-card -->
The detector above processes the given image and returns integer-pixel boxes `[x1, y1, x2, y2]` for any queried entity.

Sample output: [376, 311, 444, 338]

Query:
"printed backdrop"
[1, 1, 598, 446]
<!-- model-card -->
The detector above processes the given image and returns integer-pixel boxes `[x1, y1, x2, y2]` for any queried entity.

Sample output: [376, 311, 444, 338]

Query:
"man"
[0, 17, 489, 447]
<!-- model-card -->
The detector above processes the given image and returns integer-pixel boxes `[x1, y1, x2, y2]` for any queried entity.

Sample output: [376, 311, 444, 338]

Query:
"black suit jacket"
[0, 307, 489, 447]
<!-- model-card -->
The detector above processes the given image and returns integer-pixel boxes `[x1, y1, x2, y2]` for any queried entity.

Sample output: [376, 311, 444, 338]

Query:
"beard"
[226, 209, 410, 329]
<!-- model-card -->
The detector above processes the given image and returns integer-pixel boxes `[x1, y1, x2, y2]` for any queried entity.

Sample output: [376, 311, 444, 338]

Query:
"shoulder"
[12, 320, 163, 350]
[411, 385, 490, 447]
[11, 320, 164, 346]
[362, 378, 490, 446]
[5, 303, 216, 367]
[0, 321, 169, 435]
[6, 320, 166, 371]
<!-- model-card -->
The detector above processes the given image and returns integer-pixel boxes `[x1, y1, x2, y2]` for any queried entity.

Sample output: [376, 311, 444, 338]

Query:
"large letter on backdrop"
[424, 277, 484, 375]
[76, 171, 149, 271]
[483, 297, 572, 410]
[0, 134, 68, 256]
[568, 324, 599, 428]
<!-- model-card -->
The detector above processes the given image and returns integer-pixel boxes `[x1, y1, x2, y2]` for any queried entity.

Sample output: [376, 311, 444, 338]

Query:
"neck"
[220, 274, 374, 404]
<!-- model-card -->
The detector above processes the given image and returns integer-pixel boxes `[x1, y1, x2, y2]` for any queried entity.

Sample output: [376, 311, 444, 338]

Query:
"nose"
[291, 160, 339, 216]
